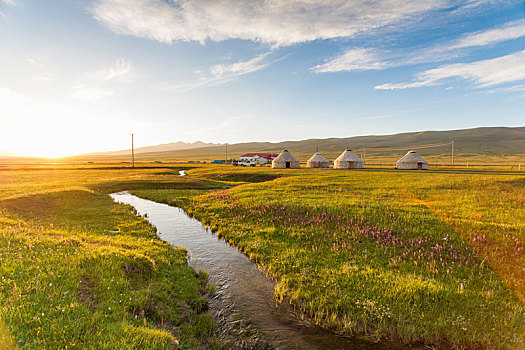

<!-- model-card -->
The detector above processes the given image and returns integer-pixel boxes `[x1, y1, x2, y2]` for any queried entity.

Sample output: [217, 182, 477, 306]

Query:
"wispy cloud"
[0, 0, 15, 17]
[94, 58, 133, 81]
[72, 58, 133, 100]
[484, 84, 525, 95]
[375, 50, 525, 90]
[169, 51, 284, 91]
[448, 19, 525, 50]
[362, 114, 392, 120]
[33, 74, 57, 84]
[414, 19, 525, 63]
[72, 85, 114, 101]
[210, 52, 271, 78]
[186, 115, 245, 136]
[0, 86, 31, 109]
[90, 0, 484, 47]
[312, 48, 389, 72]
[315, 19, 525, 74]
[25, 57, 58, 84]
[26, 58, 43, 67]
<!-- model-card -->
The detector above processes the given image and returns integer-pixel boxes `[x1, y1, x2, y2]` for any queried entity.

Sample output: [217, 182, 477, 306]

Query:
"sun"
[3, 108, 129, 158]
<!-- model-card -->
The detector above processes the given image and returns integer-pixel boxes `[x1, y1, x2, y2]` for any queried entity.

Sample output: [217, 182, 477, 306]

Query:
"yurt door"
[285, 161, 290, 168]
[417, 162, 422, 170]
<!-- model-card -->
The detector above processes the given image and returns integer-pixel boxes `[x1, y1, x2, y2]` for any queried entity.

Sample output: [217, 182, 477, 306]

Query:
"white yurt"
[396, 150, 428, 170]
[272, 150, 300, 169]
[334, 149, 365, 169]
[306, 152, 330, 168]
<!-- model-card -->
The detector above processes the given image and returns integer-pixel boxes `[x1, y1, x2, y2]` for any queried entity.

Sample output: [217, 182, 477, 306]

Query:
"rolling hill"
[65, 126, 525, 164]
[87, 141, 219, 156]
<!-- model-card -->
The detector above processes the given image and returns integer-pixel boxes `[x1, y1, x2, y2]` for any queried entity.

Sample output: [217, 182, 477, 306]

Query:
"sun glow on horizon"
[1, 109, 135, 159]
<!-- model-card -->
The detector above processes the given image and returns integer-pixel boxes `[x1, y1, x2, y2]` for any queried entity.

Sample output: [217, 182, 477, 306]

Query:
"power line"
[452, 140, 455, 166]
[131, 133, 135, 168]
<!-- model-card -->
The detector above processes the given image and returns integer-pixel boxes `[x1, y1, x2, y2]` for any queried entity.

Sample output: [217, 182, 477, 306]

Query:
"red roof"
[240, 153, 279, 159]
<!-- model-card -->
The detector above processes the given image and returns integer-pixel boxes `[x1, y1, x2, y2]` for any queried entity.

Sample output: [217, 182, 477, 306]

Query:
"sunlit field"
[133, 165, 525, 348]
[3, 0, 525, 348]
[1, 163, 524, 349]
[0, 165, 225, 349]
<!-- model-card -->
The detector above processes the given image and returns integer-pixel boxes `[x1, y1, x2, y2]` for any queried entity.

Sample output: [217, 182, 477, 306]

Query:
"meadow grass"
[2, 163, 524, 348]
[134, 165, 525, 348]
[0, 165, 225, 349]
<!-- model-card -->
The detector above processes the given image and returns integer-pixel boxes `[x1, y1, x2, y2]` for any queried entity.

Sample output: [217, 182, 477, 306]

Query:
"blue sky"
[1, 0, 524, 157]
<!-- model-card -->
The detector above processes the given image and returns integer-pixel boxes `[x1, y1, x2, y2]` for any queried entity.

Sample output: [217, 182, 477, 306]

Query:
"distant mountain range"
[87, 141, 220, 156]
[67, 126, 524, 164]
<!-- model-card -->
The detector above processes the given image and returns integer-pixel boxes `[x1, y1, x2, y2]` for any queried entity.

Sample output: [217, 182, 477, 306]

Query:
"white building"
[240, 153, 279, 164]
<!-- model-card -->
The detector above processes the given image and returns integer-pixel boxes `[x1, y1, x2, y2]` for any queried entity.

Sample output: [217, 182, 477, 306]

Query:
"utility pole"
[225, 143, 228, 164]
[451, 140, 454, 166]
[131, 133, 135, 168]
[363, 147, 366, 162]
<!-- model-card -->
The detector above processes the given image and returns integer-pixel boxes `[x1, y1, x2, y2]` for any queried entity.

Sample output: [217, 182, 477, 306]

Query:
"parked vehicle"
[238, 160, 256, 167]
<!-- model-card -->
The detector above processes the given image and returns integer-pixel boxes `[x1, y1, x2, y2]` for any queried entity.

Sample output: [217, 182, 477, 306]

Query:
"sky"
[1, 0, 524, 157]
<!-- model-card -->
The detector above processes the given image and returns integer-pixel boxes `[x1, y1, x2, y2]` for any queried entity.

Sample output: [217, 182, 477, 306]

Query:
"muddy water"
[110, 192, 398, 349]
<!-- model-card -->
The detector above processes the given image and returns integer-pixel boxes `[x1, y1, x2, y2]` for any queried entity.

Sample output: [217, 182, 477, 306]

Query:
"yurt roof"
[397, 150, 428, 164]
[335, 149, 363, 162]
[308, 152, 329, 163]
[274, 149, 299, 162]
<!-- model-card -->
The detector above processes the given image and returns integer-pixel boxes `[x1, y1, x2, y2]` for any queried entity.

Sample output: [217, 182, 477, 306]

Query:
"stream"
[110, 192, 400, 349]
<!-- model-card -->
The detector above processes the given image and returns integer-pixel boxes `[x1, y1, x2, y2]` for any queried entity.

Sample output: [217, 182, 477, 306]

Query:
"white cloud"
[0, 0, 16, 17]
[72, 85, 114, 100]
[90, 0, 474, 46]
[25, 58, 58, 84]
[375, 50, 525, 90]
[26, 58, 42, 67]
[315, 18, 525, 73]
[185, 115, 245, 136]
[485, 84, 525, 94]
[72, 59, 133, 100]
[362, 114, 392, 120]
[94, 58, 133, 82]
[413, 19, 525, 63]
[312, 48, 389, 72]
[170, 51, 283, 91]
[449, 19, 525, 50]
[0, 86, 31, 109]
[374, 81, 434, 90]
[210, 52, 271, 78]
[33, 74, 57, 84]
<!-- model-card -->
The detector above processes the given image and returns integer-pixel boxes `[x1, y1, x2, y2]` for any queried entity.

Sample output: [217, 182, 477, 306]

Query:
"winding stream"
[110, 192, 398, 349]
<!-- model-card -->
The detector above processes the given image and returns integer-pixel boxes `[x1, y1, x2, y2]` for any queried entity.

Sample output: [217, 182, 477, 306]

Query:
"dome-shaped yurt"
[307, 152, 330, 168]
[334, 149, 364, 169]
[396, 150, 428, 170]
[272, 150, 300, 169]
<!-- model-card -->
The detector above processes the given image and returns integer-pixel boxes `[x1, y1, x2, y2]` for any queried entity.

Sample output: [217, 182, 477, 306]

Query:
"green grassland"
[133, 165, 525, 348]
[1, 163, 525, 349]
[0, 166, 225, 349]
